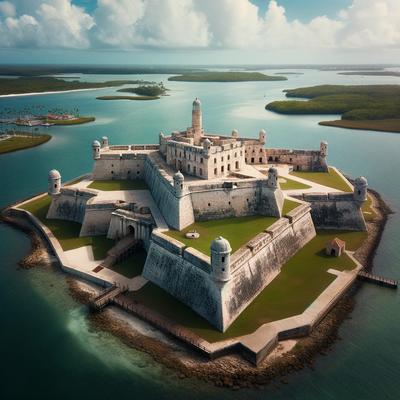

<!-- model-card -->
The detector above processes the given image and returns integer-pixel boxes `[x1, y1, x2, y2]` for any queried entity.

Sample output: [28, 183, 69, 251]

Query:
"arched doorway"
[128, 225, 135, 238]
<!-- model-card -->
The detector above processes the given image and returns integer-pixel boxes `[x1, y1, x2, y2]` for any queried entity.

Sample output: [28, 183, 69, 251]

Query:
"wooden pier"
[357, 271, 398, 289]
[89, 284, 128, 311]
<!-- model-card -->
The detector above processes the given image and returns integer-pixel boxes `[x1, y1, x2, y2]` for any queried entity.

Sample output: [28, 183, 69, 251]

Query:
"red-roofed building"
[326, 238, 346, 257]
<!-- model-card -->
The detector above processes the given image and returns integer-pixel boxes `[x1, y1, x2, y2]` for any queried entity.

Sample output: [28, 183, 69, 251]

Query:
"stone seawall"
[295, 193, 366, 231]
[143, 204, 316, 331]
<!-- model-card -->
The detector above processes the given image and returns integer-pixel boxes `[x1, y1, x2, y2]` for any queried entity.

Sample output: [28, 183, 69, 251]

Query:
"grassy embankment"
[88, 180, 148, 191]
[168, 72, 287, 82]
[290, 167, 353, 192]
[19, 195, 113, 259]
[166, 199, 299, 256]
[131, 229, 366, 342]
[279, 176, 311, 190]
[266, 85, 400, 133]
[0, 134, 51, 154]
[0, 76, 149, 96]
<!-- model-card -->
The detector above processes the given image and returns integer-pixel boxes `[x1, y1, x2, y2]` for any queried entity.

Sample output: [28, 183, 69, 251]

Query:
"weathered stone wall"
[189, 180, 284, 220]
[265, 148, 328, 172]
[47, 187, 97, 223]
[143, 204, 316, 331]
[295, 193, 367, 231]
[80, 200, 119, 236]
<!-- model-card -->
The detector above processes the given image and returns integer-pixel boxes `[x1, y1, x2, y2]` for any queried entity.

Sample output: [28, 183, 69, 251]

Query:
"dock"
[89, 284, 128, 311]
[357, 271, 398, 289]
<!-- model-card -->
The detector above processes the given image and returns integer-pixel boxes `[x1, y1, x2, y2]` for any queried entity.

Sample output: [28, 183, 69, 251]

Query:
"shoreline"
[319, 119, 400, 134]
[0, 87, 103, 98]
[1, 189, 392, 389]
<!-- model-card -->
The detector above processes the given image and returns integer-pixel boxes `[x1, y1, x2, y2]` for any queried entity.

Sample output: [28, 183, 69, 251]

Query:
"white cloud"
[0, 1, 16, 17]
[0, 0, 400, 54]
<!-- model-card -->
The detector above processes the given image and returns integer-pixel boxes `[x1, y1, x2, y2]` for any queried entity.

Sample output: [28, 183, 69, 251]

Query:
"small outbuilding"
[326, 238, 346, 257]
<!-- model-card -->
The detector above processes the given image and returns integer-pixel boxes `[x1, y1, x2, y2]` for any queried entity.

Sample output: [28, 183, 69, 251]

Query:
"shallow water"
[0, 69, 399, 399]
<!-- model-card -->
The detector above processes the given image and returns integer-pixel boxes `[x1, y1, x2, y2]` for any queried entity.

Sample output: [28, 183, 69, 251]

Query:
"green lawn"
[88, 179, 148, 191]
[282, 198, 301, 215]
[279, 176, 311, 190]
[131, 230, 366, 342]
[107, 249, 147, 278]
[165, 215, 278, 256]
[290, 167, 352, 192]
[19, 195, 114, 259]
[0, 134, 51, 154]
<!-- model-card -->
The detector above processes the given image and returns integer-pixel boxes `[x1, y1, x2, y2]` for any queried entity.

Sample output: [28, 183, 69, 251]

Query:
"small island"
[168, 71, 287, 82]
[97, 83, 168, 101]
[265, 85, 400, 133]
[339, 71, 400, 78]
[0, 132, 51, 154]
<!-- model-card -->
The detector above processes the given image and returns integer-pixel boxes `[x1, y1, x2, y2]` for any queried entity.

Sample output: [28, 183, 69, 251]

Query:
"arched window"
[221, 256, 225, 262]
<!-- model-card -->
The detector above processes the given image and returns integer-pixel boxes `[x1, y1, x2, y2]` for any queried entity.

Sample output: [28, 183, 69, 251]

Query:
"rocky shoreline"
[1, 189, 392, 389]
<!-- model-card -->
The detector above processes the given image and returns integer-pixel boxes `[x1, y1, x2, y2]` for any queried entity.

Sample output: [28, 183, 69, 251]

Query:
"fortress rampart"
[143, 203, 315, 331]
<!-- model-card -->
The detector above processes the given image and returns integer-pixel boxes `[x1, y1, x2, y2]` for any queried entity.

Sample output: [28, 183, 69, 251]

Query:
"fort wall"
[294, 192, 367, 231]
[143, 204, 316, 331]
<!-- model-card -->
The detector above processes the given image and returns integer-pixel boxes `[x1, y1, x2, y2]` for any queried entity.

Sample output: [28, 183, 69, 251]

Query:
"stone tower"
[173, 171, 184, 197]
[354, 176, 368, 203]
[92, 140, 101, 160]
[101, 136, 109, 148]
[267, 167, 279, 189]
[48, 169, 61, 196]
[232, 129, 239, 139]
[259, 129, 267, 145]
[320, 140, 328, 158]
[192, 98, 203, 145]
[202, 138, 211, 155]
[211, 236, 232, 282]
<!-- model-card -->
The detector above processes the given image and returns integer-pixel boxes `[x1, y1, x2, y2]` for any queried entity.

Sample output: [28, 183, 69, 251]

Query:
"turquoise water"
[0, 70, 399, 399]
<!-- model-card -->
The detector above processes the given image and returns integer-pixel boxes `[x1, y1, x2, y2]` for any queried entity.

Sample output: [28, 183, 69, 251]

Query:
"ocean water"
[0, 69, 399, 399]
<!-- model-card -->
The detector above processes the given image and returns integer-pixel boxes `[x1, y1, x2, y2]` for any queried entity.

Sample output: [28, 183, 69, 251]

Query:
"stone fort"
[46, 98, 368, 332]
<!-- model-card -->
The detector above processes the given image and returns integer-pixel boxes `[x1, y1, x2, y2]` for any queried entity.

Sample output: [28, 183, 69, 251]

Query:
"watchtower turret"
[203, 138, 212, 155]
[192, 98, 202, 144]
[211, 236, 232, 282]
[267, 167, 279, 189]
[259, 129, 266, 145]
[48, 169, 61, 196]
[354, 176, 368, 203]
[173, 171, 184, 197]
[101, 136, 109, 148]
[92, 140, 101, 160]
[320, 140, 328, 158]
[232, 129, 239, 139]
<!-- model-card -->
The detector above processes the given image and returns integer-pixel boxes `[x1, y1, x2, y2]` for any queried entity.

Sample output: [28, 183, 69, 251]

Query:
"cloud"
[0, 0, 399, 54]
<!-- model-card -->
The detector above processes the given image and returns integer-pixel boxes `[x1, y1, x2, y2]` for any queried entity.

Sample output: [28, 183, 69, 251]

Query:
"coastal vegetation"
[339, 71, 400, 77]
[0, 133, 51, 154]
[117, 83, 167, 97]
[265, 85, 400, 133]
[45, 116, 95, 125]
[88, 180, 148, 191]
[19, 195, 114, 258]
[131, 229, 365, 342]
[0, 76, 149, 96]
[290, 167, 352, 192]
[96, 96, 159, 101]
[168, 72, 287, 82]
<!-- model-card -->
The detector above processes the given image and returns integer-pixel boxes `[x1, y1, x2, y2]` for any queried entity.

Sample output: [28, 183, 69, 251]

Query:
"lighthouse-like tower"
[48, 169, 61, 196]
[211, 236, 232, 282]
[192, 98, 203, 145]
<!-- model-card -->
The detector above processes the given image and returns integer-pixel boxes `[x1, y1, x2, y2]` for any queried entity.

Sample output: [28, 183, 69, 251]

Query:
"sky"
[0, 0, 399, 65]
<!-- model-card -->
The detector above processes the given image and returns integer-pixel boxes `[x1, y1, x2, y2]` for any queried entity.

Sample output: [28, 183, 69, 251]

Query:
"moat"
[0, 69, 399, 399]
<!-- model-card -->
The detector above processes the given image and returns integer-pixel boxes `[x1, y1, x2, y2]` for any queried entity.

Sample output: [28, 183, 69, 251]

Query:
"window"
[268, 156, 273, 161]
[127, 170, 130, 174]
[208, 203, 211, 207]
[54, 184, 57, 188]
[245, 158, 248, 163]
[259, 157, 262, 163]
[187, 164, 191, 172]
[235, 161, 239, 169]
[221, 256, 225, 262]
[227, 164, 231, 171]
[251, 157, 254, 163]
[234, 152, 237, 158]
[228, 201, 231, 205]
[214, 158, 217, 164]
[111, 171, 114, 174]
[137, 171, 140, 174]
[222, 268, 225, 272]
[260, 148, 263, 153]
[221, 166, 224, 172]
[200, 168, 203, 176]
[193, 166, 196, 174]
[200, 158, 203, 164]
[214, 168, 217, 175]
[221, 156, 224, 162]
[228, 154, 230, 160]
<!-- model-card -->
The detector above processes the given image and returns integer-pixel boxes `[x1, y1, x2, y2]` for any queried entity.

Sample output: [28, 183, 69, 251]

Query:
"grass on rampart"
[131, 229, 366, 342]
[88, 179, 148, 191]
[279, 176, 311, 190]
[0, 134, 51, 154]
[19, 195, 113, 259]
[290, 167, 352, 192]
[108, 250, 147, 279]
[281, 198, 301, 215]
[168, 72, 287, 82]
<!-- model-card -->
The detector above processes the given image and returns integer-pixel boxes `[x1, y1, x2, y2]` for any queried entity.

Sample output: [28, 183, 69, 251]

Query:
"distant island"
[97, 83, 168, 101]
[0, 132, 51, 154]
[168, 72, 287, 82]
[0, 77, 153, 96]
[339, 71, 400, 77]
[266, 85, 400, 133]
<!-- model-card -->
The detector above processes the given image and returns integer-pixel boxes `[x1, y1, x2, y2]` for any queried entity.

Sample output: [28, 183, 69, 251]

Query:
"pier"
[357, 271, 398, 289]
[89, 284, 128, 311]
